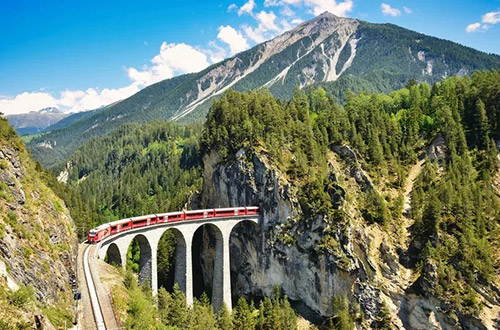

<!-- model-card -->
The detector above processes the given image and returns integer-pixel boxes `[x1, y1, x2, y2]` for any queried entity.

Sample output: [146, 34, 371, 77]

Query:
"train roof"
[93, 223, 111, 231]
[108, 218, 131, 226]
[129, 214, 156, 221]
[245, 206, 259, 209]
[215, 207, 246, 211]
[156, 211, 184, 217]
[184, 209, 214, 213]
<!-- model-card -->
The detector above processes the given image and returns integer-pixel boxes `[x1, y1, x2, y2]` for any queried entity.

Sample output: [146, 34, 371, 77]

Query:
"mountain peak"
[317, 11, 341, 19]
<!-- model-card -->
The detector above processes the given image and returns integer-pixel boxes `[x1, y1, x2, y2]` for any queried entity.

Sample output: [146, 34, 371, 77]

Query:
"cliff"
[197, 146, 499, 329]
[0, 117, 77, 329]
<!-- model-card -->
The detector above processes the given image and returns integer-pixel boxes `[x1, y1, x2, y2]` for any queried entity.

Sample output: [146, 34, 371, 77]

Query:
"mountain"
[6, 107, 69, 135]
[28, 12, 500, 167]
[42, 109, 97, 133]
[0, 116, 77, 328]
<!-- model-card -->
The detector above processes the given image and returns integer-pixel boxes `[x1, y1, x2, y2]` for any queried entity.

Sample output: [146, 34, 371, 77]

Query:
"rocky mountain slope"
[6, 107, 69, 135]
[0, 116, 77, 328]
[28, 12, 500, 168]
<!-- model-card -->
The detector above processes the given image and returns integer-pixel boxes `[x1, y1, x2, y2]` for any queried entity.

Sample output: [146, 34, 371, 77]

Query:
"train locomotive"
[87, 206, 259, 243]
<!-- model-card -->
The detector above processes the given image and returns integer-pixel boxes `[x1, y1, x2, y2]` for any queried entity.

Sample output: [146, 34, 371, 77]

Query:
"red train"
[87, 206, 259, 243]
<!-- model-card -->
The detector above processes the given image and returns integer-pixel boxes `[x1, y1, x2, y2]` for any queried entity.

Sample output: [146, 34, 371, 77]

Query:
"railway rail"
[83, 244, 106, 330]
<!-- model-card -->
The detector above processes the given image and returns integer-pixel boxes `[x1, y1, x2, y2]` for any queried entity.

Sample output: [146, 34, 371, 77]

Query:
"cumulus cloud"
[466, 11, 500, 33]
[0, 86, 141, 115]
[305, 0, 353, 16]
[217, 25, 250, 55]
[264, 0, 353, 17]
[238, 0, 256, 16]
[381, 3, 401, 17]
[482, 11, 500, 24]
[0, 92, 57, 115]
[127, 42, 210, 86]
[243, 24, 268, 43]
[241, 9, 290, 43]
[256, 10, 280, 31]
[281, 6, 295, 17]
[466, 22, 482, 33]
[403, 7, 412, 14]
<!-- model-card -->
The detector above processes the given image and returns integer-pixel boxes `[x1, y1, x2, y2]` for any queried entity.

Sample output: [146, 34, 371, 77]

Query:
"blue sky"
[1, 0, 499, 114]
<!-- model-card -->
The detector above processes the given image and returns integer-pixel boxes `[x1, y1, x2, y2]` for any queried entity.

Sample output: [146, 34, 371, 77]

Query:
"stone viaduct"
[95, 216, 259, 311]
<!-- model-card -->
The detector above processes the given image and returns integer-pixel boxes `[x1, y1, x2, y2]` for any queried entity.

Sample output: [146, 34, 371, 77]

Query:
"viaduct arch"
[96, 216, 259, 311]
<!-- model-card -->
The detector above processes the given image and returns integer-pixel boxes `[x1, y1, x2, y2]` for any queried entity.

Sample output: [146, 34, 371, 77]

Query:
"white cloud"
[243, 24, 267, 43]
[206, 41, 228, 63]
[264, 0, 302, 6]
[281, 6, 295, 16]
[256, 10, 280, 31]
[466, 22, 482, 33]
[0, 85, 141, 115]
[264, 0, 353, 17]
[466, 10, 500, 33]
[127, 42, 210, 86]
[227, 3, 238, 12]
[0, 92, 57, 115]
[217, 25, 250, 55]
[304, 0, 353, 16]
[291, 18, 304, 25]
[241, 9, 293, 43]
[403, 7, 412, 14]
[482, 11, 500, 24]
[381, 3, 401, 17]
[238, 0, 255, 16]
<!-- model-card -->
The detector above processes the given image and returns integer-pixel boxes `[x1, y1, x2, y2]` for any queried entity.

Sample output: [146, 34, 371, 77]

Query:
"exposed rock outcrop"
[0, 140, 77, 328]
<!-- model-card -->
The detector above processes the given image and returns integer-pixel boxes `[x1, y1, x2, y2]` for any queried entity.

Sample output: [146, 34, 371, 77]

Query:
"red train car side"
[184, 209, 214, 220]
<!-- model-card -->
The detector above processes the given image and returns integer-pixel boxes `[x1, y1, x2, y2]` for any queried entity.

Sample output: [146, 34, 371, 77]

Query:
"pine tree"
[328, 295, 354, 330]
[233, 297, 256, 330]
[217, 303, 233, 330]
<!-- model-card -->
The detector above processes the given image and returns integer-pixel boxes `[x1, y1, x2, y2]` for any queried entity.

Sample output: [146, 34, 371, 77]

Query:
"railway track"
[83, 244, 106, 330]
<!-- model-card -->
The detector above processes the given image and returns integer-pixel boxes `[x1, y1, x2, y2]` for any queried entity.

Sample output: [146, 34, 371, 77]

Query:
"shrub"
[8, 285, 34, 308]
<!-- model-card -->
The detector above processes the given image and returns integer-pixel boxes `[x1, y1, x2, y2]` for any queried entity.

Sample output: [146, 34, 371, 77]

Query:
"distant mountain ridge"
[28, 12, 500, 167]
[6, 107, 69, 135]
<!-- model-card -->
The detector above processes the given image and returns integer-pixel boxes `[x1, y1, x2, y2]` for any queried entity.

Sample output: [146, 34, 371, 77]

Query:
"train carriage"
[184, 209, 214, 220]
[214, 207, 246, 217]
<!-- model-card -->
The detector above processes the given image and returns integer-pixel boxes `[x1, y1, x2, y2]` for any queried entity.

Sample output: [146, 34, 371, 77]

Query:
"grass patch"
[7, 212, 17, 226]
[41, 304, 74, 329]
[0, 222, 5, 239]
[0, 182, 10, 201]
[53, 200, 63, 213]
[8, 285, 34, 308]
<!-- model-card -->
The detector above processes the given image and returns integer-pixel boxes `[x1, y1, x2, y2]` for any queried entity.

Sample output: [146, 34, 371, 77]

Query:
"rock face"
[0, 140, 77, 328]
[198, 149, 380, 322]
[197, 147, 494, 329]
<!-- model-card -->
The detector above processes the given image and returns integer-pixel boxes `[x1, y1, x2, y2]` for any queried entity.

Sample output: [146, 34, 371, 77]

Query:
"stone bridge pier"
[96, 216, 258, 311]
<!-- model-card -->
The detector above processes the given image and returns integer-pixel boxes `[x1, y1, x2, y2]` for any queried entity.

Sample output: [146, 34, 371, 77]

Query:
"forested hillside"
[49, 121, 203, 238]
[52, 70, 500, 328]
